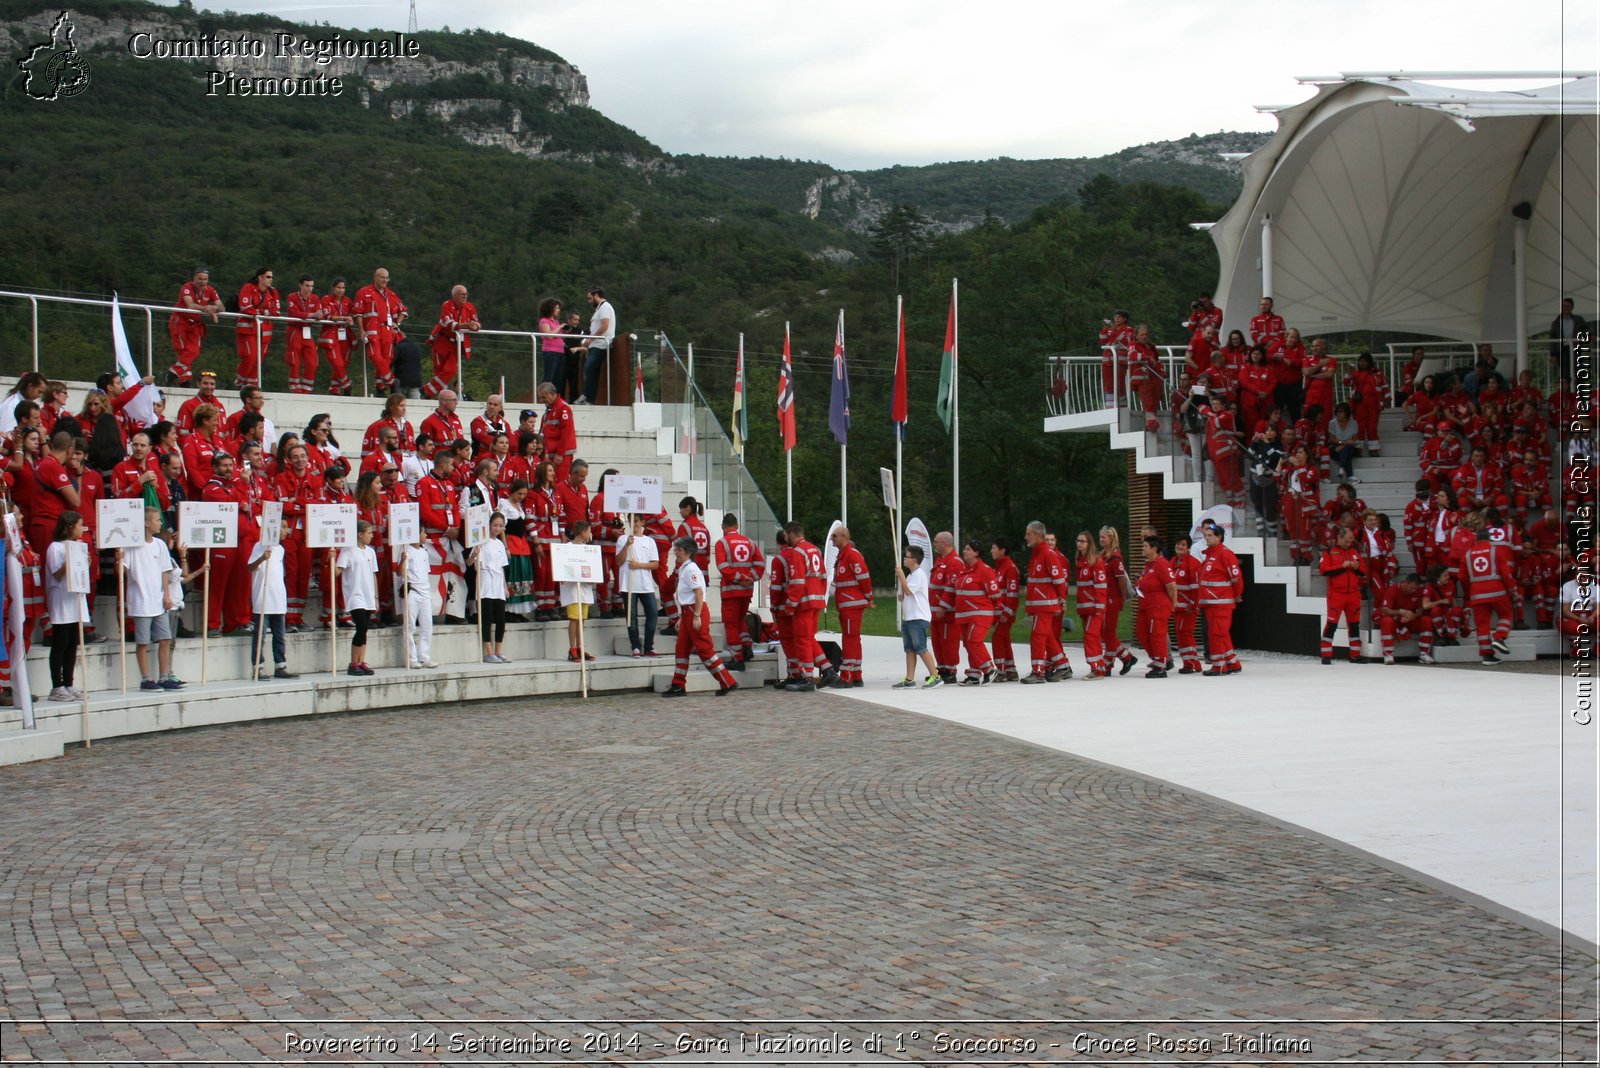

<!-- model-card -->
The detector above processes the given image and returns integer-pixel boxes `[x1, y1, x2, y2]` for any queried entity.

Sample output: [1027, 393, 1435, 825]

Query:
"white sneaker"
[47, 687, 71, 702]
[1383, 655, 1396, 665]
[1418, 653, 1435, 665]
[66, 687, 84, 699]
[423, 660, 439, 669]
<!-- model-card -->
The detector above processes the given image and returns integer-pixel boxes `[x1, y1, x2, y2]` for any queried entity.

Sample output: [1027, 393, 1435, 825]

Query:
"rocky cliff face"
[802, 173, 886, 234]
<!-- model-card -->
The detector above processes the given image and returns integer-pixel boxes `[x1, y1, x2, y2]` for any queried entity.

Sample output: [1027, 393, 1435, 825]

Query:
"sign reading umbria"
[125, 30, 420, 97]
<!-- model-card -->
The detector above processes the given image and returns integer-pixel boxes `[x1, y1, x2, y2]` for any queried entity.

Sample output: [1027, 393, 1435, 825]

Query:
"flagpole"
[784, 322, 793, 522]
[839, 309, 847, 527]
[952, 277, 960, 548]
[895, 295, 904, 542]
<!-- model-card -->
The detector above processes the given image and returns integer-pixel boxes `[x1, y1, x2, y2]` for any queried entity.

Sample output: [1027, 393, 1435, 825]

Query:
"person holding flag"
[111, 296, 161, 433]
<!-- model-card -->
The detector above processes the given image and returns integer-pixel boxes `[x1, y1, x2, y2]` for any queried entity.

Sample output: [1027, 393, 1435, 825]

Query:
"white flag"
[5, 522, 34, 728]
[112, 293, 159, 429]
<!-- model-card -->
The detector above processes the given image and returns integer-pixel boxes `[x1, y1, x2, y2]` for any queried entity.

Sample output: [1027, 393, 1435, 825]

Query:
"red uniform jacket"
[177, 394, 227, 438]
[1136, 555, 1175, 610]
[676, 514, 711, 571]
[542, 398, 577, 462]
[953, 560, 998, 621]
[417, 474, 460, 535]
[556, 481, 590, 535]
[319, 295, 355, 345]
[354, 285, 405, 336]
[831, 544, 873, 610]
[784, 539, 827, 611]
[1024, 543, 1067, 616]
[715, 530, 765, 593]
[1198, 545, 1244, 605]
[419, 410, 465, 449]
[362, 417, 416, 456]
[470, 415, 511, 458]
[1465, 541, 1517, 604]
[928, 551, 962, 621]
[274, 468, 323, 539]
[236, 285, 280, 336]
[1250, 312, 1285, 350]
[181, 434, 219, 496]
[1074, 557, 1108, 613]
[1171, 552, 1201, 612]
[1319, 545, 1365, 598]
[992, 555, 1021, 621]
[429, 299, 479, 360]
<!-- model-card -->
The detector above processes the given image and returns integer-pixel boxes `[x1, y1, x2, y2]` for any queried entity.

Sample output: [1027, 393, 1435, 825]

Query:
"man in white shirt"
[575, 286, 616, 405]
[661, 536, 738, 698]
[616, 516, 663, 657]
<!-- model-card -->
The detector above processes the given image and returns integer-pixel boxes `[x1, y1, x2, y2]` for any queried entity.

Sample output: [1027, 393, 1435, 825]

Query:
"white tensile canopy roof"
[1212, 74, 1598, 352]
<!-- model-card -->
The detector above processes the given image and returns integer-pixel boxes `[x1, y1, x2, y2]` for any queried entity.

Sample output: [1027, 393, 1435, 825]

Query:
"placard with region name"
[66, 541, 92, 594]
[258, 501, 284, 548]
[463, 503, 493, 549]
[178, 501, 238, 549]
[96, 497, 145, 550]
[603, 474, 663, 516]
[306, 503, 358, 549]
[388, 502, 420, 547]
[550, 542, 603, 584]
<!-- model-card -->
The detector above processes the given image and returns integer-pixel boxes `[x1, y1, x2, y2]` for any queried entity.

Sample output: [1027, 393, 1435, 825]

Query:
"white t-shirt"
[475, 538, 508, 600]
[675, 559, 705, 607]
[616, 533, 659, 594]
[901, 567, 932, 622]
[337, 544, 379, 612]
[1562, 578, 1591, 612]
[248, 542, 287, 615]
[0, 392, 22, 434]
[589, 300, 615, 349]
[400, 454, 429, 497]
[165, 549, 185, 610]
[122, 537, 174, 618]
[559, 567, 595, 608]
[402, 543, 432, 594]
[45, 541, 88, 625]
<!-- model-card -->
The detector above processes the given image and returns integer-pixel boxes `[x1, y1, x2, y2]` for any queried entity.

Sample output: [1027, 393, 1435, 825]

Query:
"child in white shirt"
[44, 511, 89, 701]
[336, 520, 379, 676]
[471, 511, 510, 664]
[120, 507, 178, 690]
[401, 536, 435, 668]
[560, 521, 596, 662]
[247, 539, 297, 680]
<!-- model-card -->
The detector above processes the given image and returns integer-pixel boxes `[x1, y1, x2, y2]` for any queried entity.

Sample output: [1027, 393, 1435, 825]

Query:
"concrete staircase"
[0, 381, 783, 767]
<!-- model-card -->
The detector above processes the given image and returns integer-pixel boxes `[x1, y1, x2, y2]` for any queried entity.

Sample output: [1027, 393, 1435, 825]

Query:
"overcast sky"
[243, 0, 1594, 169]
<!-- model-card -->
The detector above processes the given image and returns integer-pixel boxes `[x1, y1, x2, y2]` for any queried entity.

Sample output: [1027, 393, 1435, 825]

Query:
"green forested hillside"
[1, 2, 1226, 577]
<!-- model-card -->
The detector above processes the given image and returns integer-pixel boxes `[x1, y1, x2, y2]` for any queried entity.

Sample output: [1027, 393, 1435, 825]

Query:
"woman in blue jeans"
[617, 516, 661, 656]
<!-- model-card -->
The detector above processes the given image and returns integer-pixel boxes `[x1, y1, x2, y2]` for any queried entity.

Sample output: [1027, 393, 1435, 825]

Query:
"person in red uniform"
[659, 537, 739, 698]
[1301, 338, 1338, 429]
[768, 528, 797, 683]
[425, 285, 481, 400]
[283, 274, 325, 395]
[1279, 444, 1320, 564]
[1020, 521, 1070, 683]
[110, 431, 170, 512]
[1268, 325, 1306, 421]
[1169, 534, 1204, 673]
[828, 525, 873, 687]
[1204, 403, 1246, 509]
[318, 278, 358, 396]
[1402, 480, 1436, 572]
[716, 512, 765, 670]
[1452, 446, 1510, 511]
[355, 268, 408, 394]
[1135, 534, 1176, 677]
[526, 460, 561, 619]
[233, 267, 279, 390]
[1418, 422, 1462, 494]
[417, 451, 465, 620]
[1184, 323, 1217, 379]
[588, 469, 623, 618]
[418, 391, 465, 454]
[1344, 351, 1389, 455]
[315, 462, 354, 627]
[1237, 346, 1275, 433]
[1249, 296, 1286, 351]
[1126, 324, 1166, 432]
[1319, 525, 1365, 664]
[1184, 292, 1224, 339]
[1509, 447, 1552, 523]
[1098, 309, 1135, 409]
[176, 372, 227, 440]
[1198, 520, 1244, 675]
[1097, 526, 1139, 675]
[181, 404, 224, 497]
[363, 395, 416, 457]
[1357, 509, 1397, 596]
[1465, 528, 1519, 666]
[988, 537, 1021, 681]
[1073, 530, 1111, 679]
[777, 522, 832, 690]
[1377, 574, 1433, 665]
[273, 443, 322, 631]
[198, 452, 251, 635]
[27, 431, 79, 556]
[928, 531, 962, 684]
[951, 540, 997, 684]
[469, 395, 511, 460]
[1518, 541, 1561, 628]
[166, 268, 223, 386]
[539, 382, 578, 483]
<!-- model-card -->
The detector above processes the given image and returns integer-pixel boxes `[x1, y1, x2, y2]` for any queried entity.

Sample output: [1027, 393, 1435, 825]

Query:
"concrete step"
[651, 656, 779, 692]
[1427, 634, 1538, 663]
[0, 727, 66, 766]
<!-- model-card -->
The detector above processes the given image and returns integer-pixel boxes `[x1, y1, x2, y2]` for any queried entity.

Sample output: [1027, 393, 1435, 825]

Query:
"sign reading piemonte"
[178, 501, 238, 548]
[305, 503, 358, 549]
[603, 474, 663, 516]
[96, 497, 146, 550]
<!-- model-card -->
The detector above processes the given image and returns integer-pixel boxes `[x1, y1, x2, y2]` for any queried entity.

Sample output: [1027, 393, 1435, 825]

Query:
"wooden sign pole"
[253, 592, 266, 682]
[117, 555, 128, 694]
[578, 599, 588, 698]
[328, 547, 338, 676]
[201, 546, 211, 684]
[77, 616, 90, 747]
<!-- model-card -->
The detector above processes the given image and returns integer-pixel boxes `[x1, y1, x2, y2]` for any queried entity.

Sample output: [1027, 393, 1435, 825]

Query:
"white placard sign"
[258, 501, 284, 549]
[550, 542, 603, 584]
[463, 503, 493, 549]
[603, 474, 663, 516]
[388, 501, 420, 547]
[96, 497, 145, 549]
[178, 501, 238, 548]
[879, 467, 896, 510]
[66, 541, 92, 594]
[306, 503, 358, 549]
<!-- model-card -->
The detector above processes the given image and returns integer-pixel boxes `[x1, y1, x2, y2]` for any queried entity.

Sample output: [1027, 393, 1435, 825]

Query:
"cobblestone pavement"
[0, 692, 1593, 1064]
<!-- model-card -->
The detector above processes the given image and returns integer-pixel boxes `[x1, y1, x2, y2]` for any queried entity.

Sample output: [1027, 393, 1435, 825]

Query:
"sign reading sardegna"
[124, 29, 421, 97]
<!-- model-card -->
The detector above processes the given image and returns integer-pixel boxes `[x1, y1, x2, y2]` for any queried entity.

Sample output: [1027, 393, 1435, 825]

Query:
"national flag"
[111, 293, 159, 428]
[777, 323, 796, 452]
[732, 334, 747, 458]
[936, 284, 956, 433]
[828, 309, 850, 445]
[891, 298, 908, 438]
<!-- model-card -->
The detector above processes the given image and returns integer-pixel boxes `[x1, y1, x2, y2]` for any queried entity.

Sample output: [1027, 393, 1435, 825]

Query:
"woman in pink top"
[538, 297, 569, 400]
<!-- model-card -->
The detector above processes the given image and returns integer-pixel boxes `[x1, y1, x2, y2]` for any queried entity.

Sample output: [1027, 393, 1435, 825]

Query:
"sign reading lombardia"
[124, 27, 420, 97]
[179, 501, 238, 548]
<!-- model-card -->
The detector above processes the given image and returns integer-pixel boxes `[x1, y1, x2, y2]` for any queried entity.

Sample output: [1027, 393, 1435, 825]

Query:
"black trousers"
[349, 608, 371, 649]
[49, 624, 81, 688]
[479, 599, 506, 643]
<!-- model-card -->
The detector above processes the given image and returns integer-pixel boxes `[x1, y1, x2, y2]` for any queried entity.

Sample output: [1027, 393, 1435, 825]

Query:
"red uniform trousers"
[990, 617, 1016, 675]
[1137, 599, 1172, 667]
[960, 615, 993, 679]
[376, 546, 394, 615]
[202, 542, 254, 631]
[1322, 590, 1363, 659]
[1380, 616, 1433, 658]
[1472, 597, 1513, 658]
[669, 603, 737, 690]
[660, 570, 678, 625]
[596, 547, 618, 612]
[1212, 449, 1245, 506]
[790, 606, 824, 679]
[1103, 597, 1134, 665]
[234, 325, 271, 388]
[1355, 400, 1382, 445]
[1079, 610, 1106, 674]
[322, 337, 355, 395]
[1027, 611, 1066, 677]
[283, 535, 312, 626]
[425, 339, 460, 399]
[931, 616, 960, 675]
[168, 318, 205, 381]
[1203, 603, 1239, 669]
[1172, 607, 1203, 671]
[533, 542, 557, 612]
[285, 332, 320, 394]
[1283, 493, 1317, 562]
[366, 327, 396, 391]
[1136, 379, 1162, 429]
[837, 606, 866, 683]
[1560, 615, 1593, 656]
[1100, 353, 1125, 403]
[722, 592, 754, 659]
[774, 613, 798, 679]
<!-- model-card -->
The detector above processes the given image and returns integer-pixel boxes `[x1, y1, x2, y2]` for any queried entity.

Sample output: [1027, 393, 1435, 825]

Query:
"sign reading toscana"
[125, 30, 420, 97]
